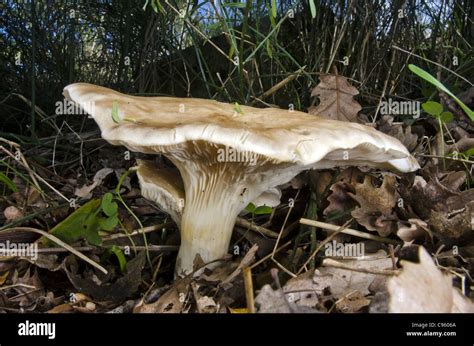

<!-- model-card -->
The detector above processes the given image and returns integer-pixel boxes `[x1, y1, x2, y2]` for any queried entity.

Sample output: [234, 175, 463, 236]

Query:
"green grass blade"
[408, 64, 474, 121]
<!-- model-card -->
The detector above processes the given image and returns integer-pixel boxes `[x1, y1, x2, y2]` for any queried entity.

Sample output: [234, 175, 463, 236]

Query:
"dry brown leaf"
[428, 201, 474, 243]
[316, 250, 393, 297]
[323, 182, 357, 223]
[388, 247, 474, 313]
[335, 290, 370, 313]
[255, 284, 291, 313]
[254, 270, 323, 313]
[308, 74, 362, 122]
[191, 282, 220, 313]
[220, 244, 258, 287]
[47, 303, 74, 313]
[377, 115, 419, 152]
[74, 167, 113, 199]
[400, 171, 473, 242]
[133, 276, 192, 313]
[350, 175, 398, 236]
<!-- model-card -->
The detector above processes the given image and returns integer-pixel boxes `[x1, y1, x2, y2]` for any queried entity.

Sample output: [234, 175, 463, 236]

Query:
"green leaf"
[408, 64, 474, 121]
[309, 0, 316, 18]
[254, 205, 273, 215]
[422, 101, 443, 117]
[105, 245, 127, 273]
[101, 192, 118, 217]
[0, 172, 18, 192]
[439, 111, 453, 123]
[48, 199, 102, 245]
[271, 0, 277, 18]
[234, 102, 243, 114]
[222, 2, 247, 8]
[464, 148, 474, 157]
[99, 215, 118, 231]
[112, 101, 120, 123]
[245, 202, 256, 213]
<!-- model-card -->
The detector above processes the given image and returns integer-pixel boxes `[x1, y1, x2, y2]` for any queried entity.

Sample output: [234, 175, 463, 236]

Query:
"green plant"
[48, 192, 119, 246]
[422, 100, 453, 169]
[409, 64, 474, 121]
[245, 202, 273, 217]
[0, 171, 18, 193]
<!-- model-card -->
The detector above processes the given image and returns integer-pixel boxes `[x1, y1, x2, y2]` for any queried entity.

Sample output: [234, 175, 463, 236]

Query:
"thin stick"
[1, 227, 108, 274]
[271, 190, 301, 278]
[321, 258, 398, 276]
[250, 240, 292, 270]
[235, 217, 279, 238]
[102, 222, 173, 241]
[30, 245, 178, 254]
[300, 218, 401, 245]
[243, 267, 255, 313]
[296, 219, 353, 275]
[257, 66, 306, 100]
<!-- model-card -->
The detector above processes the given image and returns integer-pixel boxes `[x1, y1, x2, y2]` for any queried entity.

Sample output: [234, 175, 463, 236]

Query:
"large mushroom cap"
[64, 82, 419, 276]
[63, 83, 419, 172]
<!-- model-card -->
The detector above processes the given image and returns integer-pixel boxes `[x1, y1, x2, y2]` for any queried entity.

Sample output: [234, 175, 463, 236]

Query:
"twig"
[321, 258, 398, 276]
[1, 227, 108, 274]
[102, 222, 173, 241]
[271, 190, 301, 278]
[0, 284, 37, 291]
[296, 219, 353, 275]
[235, 217, 279, 238]
[299, 218, 401, 245]
[250, 240, 292, 270]
[243, 267, 255, 313]
[31, 245, 178, 254]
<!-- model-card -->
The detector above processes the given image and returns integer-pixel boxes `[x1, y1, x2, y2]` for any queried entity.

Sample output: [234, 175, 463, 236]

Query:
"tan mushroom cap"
[63, 83, 419, 172]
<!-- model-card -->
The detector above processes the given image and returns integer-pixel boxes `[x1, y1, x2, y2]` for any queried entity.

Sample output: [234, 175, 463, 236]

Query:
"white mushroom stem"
[170, 154, 298, 277]
[178, 174, 242, 275]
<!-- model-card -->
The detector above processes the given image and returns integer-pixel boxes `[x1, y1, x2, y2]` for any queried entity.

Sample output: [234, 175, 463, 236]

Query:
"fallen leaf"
[335, 290, 370, 313]
[75, 168, 114, 199]
[308, 74, 362, 122]
[316, 250, 394, 297]
[64, 251, 146, 302]
[388, 246, 474, 312]
[323, 181, 357, 223]
[133, 276, 192, 313]
[377, 116, 419, 152]
[350, 175, 398, 236]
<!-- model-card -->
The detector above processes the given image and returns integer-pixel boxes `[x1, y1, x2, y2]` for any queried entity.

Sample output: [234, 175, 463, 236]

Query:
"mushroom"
[63, 83, 419, 276]
[135, 160, 281, 222]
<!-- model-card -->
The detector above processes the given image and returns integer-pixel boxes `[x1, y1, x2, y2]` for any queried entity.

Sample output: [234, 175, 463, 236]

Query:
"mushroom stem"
[174, 162, 250, 276]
